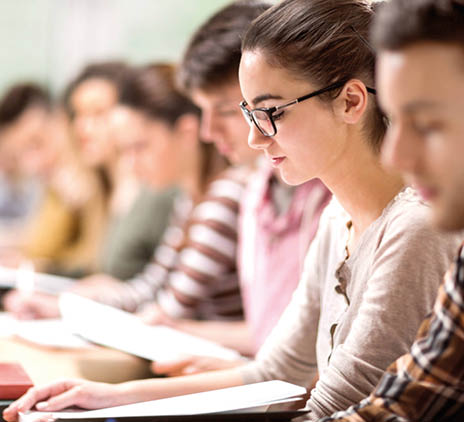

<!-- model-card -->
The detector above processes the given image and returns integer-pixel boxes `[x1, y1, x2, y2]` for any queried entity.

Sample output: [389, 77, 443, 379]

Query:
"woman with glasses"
[3, 1, 461, 421]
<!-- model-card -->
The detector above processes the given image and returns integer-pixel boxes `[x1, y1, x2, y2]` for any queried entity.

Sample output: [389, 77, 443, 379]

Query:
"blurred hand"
[151, 355, 245, 377]
[70, 274, 122, 300]
[2, 290, 60, 320]
[137, 303, 174, 326]
[2, 379, 122, 422]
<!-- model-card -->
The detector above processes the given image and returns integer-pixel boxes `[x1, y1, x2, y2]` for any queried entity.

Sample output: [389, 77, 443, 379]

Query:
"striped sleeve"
[110, 196, 192, 312]
[156, 167, 248, 320]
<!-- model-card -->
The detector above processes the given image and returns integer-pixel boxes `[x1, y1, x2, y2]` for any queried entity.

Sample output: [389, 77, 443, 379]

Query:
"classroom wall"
[0, 0, 232, 97]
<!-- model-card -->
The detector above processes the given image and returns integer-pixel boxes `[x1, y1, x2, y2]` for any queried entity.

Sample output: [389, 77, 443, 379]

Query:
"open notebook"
[58, 293, 241, 361]
[19, 381, 308, 422]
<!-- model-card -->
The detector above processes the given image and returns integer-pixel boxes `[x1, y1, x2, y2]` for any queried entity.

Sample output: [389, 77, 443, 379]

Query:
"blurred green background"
[0, 0, 235, 97]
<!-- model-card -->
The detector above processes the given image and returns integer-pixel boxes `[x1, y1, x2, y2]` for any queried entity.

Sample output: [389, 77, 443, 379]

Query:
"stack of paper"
[19, 380, 307, 421]
[59, 293, 241, 361]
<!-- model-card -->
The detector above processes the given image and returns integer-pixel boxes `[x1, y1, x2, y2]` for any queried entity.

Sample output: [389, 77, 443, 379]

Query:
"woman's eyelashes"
[272, 110, 285, 121]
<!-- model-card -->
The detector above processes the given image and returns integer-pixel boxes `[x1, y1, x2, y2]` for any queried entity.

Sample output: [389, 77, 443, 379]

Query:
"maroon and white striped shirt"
[113, 166, 249, 320]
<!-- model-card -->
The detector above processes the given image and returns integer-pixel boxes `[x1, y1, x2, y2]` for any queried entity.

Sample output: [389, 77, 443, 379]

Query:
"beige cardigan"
[240, 188, 461, 420]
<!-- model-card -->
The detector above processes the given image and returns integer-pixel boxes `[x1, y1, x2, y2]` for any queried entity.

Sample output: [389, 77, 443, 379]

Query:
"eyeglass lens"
[252, 110, 274, 136]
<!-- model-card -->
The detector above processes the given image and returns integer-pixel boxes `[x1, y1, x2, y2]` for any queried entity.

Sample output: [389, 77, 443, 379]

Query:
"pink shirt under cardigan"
[239, 165, 331, 353]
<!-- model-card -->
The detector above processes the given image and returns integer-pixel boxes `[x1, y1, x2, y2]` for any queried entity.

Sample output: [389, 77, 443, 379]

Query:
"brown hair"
[0, 83, 51, 129]
[242, 0, 387, 152]
[120, 63, 200, 125]
[372, 0, 464, 52]
[120, 63, 226, 191]
[62, 61, 129, 119]
[178, 0, 270, 93]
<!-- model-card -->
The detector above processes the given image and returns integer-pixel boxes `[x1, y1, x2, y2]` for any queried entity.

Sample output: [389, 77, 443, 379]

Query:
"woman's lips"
[270, 156, 286, 167]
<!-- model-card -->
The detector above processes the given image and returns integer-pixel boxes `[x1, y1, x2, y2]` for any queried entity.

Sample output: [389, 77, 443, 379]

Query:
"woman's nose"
[247, 124, 271, 151]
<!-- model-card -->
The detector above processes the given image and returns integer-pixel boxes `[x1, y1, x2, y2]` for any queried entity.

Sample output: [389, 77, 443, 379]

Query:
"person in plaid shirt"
[323, 0, 464, 421]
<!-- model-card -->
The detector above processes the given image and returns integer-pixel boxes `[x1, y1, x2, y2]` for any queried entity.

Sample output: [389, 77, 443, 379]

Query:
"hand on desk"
[2, 290, 60, 320]
[151, 355, 246, 377]
[2, 274, 124, 320]
[2, 379, 122, 422]
[137, 303, 174, 326]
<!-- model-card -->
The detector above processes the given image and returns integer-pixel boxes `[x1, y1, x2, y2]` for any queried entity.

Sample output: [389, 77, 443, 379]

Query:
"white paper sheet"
[0, 266, 75, 294]
[0, 312, 18, 337]
[14, 319, 92, 349]
[19, 380, 307, 421]
[0, 313, 91, 348]
[59, 293, 241, 361]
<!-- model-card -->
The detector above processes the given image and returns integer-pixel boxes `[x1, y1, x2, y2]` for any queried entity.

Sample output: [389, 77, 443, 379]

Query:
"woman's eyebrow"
[252, 93, 283, 106]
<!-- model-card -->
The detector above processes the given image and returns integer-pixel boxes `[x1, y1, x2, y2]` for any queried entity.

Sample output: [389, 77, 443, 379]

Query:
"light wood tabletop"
[0, 335, 153, 385]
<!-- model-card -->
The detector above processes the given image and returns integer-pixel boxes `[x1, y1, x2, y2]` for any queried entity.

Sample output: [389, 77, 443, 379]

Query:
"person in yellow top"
[0, 83, 106, 277]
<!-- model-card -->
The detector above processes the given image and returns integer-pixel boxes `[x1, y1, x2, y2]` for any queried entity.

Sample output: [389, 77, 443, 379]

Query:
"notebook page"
[19, 380, 306, 421]
[59, 293, 240, 361]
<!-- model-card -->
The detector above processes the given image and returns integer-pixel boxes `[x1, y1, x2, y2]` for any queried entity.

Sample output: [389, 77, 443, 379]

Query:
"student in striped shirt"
[148, 1, 331, 376]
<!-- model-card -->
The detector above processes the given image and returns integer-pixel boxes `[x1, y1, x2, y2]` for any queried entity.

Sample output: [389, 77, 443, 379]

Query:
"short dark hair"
[63, 61, 129, 118]
[242, 0, 387, 152]
[372, 0, 464, 52]
[0, 83, 51, 129]
[120, 63, 200, 126]
[178, 0, 270, 93]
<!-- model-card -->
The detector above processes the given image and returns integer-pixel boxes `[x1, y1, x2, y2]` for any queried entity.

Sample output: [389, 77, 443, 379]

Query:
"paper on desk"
[14, 319, 91, 349]
[19, 380, 307, 421]
[59, 293, 241, 361]
[0, 266, 75, 294]
[0, 312, 18, 337]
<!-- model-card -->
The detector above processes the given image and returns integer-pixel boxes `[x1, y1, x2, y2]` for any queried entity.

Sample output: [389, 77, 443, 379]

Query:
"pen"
[16, 260, 35, 299]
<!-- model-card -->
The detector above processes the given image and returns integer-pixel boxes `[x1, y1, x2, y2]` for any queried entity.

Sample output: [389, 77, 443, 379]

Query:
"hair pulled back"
[242, 0, 387, 151]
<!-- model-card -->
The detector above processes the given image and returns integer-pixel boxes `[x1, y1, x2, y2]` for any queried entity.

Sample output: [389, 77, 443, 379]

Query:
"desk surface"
[0, 336, 153, 385]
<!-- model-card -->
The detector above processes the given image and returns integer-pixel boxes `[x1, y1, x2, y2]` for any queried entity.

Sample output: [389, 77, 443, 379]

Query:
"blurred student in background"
[63, 61, 175, 280]
[0, 85, 42, 231]
[146, 0, 331, 376]
[73, 62, 244, 321]
[5, 63, 247, 325]
[2, 62, 182, 317]
[0, 83, 104, 277]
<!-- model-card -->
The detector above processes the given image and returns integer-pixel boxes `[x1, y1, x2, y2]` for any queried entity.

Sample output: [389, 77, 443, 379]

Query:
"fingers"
[35, 386, 86, 411]
[137, 304, 166, 326]
[5, 292, 59, 320]
[2, 380, 78, 421]
[3, 292, 36, 320]
[151, 356, 195, 376]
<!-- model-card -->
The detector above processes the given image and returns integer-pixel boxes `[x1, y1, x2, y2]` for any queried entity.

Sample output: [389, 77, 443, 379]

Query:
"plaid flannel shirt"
[322, 242, 464, 422]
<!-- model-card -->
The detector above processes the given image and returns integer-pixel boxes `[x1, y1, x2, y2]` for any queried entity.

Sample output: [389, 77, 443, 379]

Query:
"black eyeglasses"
[240, 81, 376, 137]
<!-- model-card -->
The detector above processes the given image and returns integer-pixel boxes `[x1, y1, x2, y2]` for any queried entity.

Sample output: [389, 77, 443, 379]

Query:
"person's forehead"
[192, 81, 242, 106]
[71, 78, 117, 110]
[378, 43, 464, 108]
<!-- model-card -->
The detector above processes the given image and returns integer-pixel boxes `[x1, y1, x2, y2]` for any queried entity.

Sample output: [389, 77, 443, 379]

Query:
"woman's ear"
[174, 113, 200, 145]
[336, 79, 369, 125]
